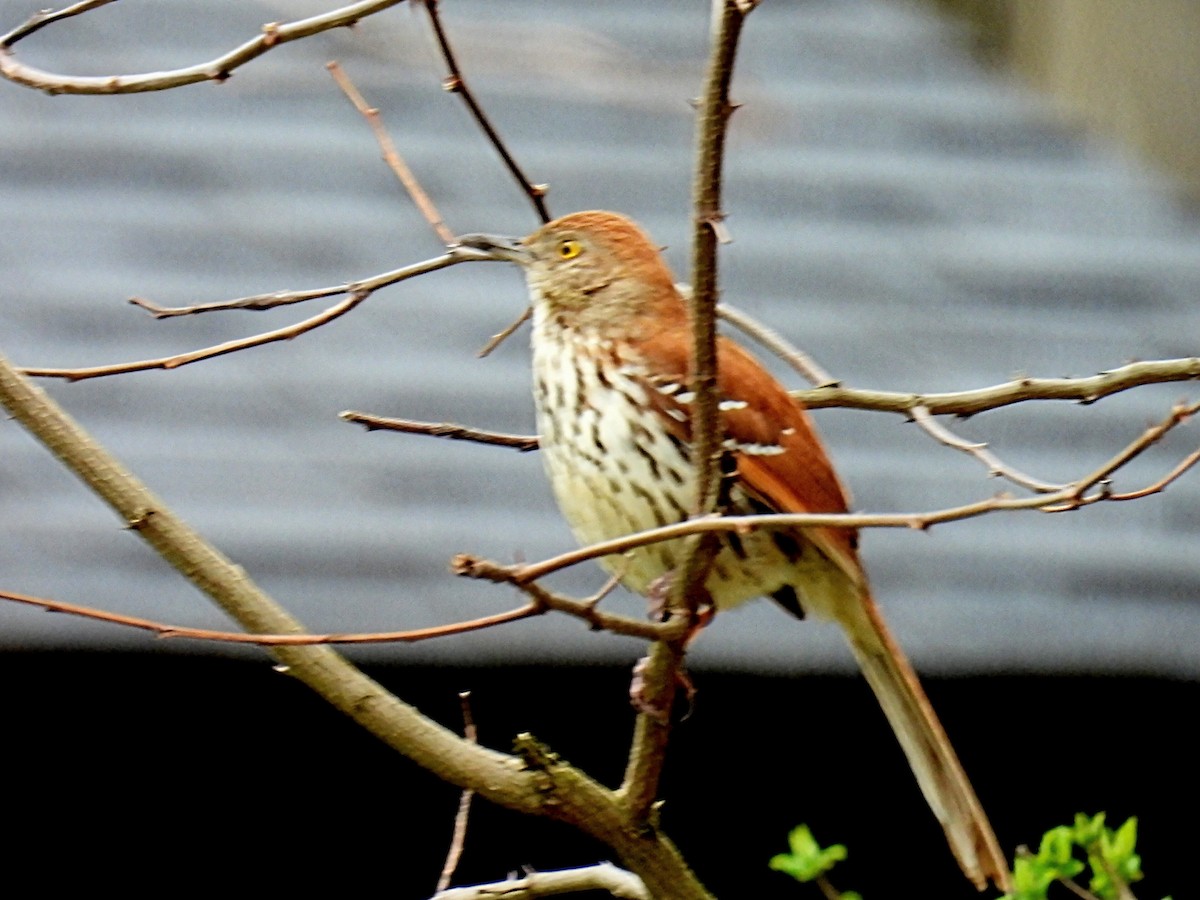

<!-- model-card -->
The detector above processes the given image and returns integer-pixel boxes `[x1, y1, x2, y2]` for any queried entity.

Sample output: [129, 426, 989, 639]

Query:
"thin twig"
[131, 286, 349, 318]
[327, 60, 456, 245]
[0, 588, 540, 644]
[27, 291, 370, 381]
[0, 570, 680, 645]
[24, 250, 493, 380]
[793, 358, 1200, 415]
[717, 302, 839, 387]
[1, 0, 407, 94]
[341, 358, 1200, 456]
[423, 0, 550, 223]
[911, 405, 1067, 493]
[340, 411, 540, 451]
[128, 249, 497, 319]
[0, 0, 112, 46]
[477, 305, 532, 357]
[1041, 400, 1200, 512]
[450, 557, 682, 643]
[1107, 446, 1200, 501]
[1058, 878, 1103, 900]
[436, 691, 478, 893]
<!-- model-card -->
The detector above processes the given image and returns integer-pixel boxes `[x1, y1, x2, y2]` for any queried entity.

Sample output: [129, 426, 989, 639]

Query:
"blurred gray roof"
[3, 0, 1199, 675]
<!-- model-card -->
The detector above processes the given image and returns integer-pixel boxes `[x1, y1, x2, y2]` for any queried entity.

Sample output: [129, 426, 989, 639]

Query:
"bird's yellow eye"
[558, 239, 583, 260]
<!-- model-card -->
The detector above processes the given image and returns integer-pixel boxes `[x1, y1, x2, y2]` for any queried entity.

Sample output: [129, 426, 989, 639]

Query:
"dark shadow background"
[5, 654, 1191, 897]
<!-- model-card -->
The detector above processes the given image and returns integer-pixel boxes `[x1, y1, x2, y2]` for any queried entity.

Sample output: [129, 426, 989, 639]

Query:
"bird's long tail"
[836, 589, 1012, 893]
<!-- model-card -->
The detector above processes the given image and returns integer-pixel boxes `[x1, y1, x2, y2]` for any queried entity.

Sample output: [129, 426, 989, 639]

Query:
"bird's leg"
[630, 571, 712, 719]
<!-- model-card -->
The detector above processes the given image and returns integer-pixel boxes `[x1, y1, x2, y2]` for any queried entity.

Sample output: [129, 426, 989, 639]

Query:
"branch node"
[125, 508, 156, 531]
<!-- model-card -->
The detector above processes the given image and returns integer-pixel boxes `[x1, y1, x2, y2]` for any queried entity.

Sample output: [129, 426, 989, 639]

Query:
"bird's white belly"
[531, 329, 803, 608]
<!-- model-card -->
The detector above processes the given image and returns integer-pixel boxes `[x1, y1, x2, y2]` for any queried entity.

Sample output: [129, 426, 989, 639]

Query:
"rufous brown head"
[459, 211, 685, 331]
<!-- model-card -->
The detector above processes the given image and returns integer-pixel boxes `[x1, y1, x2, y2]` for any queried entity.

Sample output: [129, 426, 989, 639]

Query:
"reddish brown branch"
[24, 291, 369, 381]
[0, 588, 539, 644]
[341, 411, 539, 451]
[450, 556, 682, 642]
[437, 691, 478, 894]
[477, 306, 532, 358]
[327, 60, 456, 245]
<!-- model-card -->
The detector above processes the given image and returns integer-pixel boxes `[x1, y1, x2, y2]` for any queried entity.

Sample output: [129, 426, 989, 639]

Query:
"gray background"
[4, 0, 1200, 676]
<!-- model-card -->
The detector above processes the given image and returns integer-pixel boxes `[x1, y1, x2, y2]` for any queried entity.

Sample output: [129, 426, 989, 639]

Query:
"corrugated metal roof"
[3, 0, 1199, 675]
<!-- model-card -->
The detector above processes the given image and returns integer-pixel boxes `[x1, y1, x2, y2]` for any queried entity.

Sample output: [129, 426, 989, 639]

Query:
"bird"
[459, 210, 1010, 892]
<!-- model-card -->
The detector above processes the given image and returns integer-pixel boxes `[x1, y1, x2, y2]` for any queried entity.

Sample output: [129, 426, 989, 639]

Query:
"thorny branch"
[0, 0, 408, 94]
[617, 0, 756, 830]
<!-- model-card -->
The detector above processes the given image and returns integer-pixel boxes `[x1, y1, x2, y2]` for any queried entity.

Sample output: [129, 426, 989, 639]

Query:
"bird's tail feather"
[837, 590, 1012, 893]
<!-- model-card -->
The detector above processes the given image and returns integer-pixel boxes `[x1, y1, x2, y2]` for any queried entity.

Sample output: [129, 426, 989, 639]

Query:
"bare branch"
[478, 305, 532, 357]
[341, 411, 540, 451]
[1, 0, 408, 95]
[457, 400, 1199, 587]
[1107, 447, 1200, 501]
[717, 302, 839, 387]
[621, 0, 756, 825]
[423, 0, 550, 223]
[451, 556, 682, 643]
[0, 349, 715, 899]
[0, 0, 112, 45]
[0, 588, 541, 645]
[431, 863, 650, 900]
[24, 250, 492, 380]
[911, 405, 1066, 493]
[327, 60, 456, 245]
[1041, 400, 1200, 512]
[436, 691, 478, 894]
[131, 286, 346, 319]
[27, 291, 369, 381]
[794, 358, 1200, 415]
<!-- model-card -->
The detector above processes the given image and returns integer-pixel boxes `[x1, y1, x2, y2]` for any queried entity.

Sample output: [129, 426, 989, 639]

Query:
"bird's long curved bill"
[456, 233, 531, 264]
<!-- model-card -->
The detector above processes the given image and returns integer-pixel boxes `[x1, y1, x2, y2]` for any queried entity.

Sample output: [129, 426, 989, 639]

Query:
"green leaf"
[769, 825, 849, 883]
[1037, 826, 1080, 869]
[1072, 812, 1107, 847]
[1005, 852, 1070, 900]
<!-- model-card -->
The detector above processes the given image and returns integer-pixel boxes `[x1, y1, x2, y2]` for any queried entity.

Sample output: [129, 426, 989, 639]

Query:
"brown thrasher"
[461, 211, 1010, 892]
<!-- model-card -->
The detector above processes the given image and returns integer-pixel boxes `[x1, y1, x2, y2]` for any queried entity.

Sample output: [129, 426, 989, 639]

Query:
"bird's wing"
[633, 327, 864, 587]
